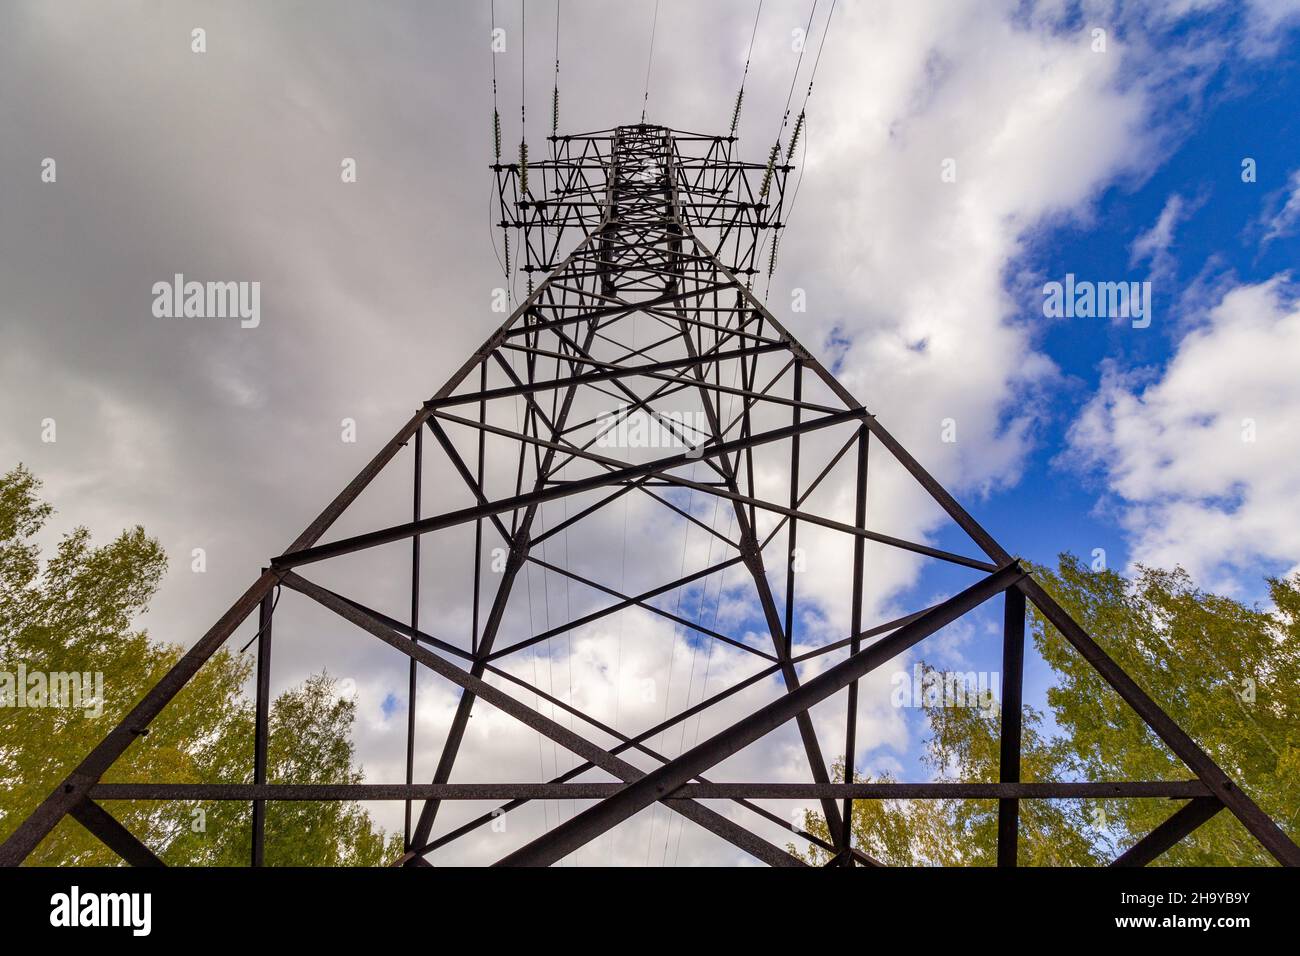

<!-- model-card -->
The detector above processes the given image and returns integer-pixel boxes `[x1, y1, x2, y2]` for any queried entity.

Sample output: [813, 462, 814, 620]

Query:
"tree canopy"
[796, 555, 1300, 865]
[0, 464, 400, 865]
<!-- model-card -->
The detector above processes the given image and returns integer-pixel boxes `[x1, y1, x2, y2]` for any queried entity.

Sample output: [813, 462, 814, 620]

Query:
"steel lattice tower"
[4, 123, 1297, 868]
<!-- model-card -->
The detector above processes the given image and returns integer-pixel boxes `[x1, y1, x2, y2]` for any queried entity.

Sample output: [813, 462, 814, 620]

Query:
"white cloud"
[1131, 193, 1190, 283]
[1242, 0, 1300, 55]
[761, 1, 1175, 625]
[1263, 167, 1300, 244]
[1066, 275, 1300, 589]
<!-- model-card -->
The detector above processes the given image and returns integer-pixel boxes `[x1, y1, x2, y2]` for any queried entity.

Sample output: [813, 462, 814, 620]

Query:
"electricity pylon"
[4, 123, 1296, 868]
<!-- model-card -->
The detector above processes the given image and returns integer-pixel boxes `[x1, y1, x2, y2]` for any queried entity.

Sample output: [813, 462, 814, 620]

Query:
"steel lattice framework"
[4, 123, 1297, 868]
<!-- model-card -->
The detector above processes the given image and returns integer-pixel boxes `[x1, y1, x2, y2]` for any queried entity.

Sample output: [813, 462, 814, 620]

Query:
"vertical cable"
[729, 0, 764, 136]
[640, 0, 660, 123]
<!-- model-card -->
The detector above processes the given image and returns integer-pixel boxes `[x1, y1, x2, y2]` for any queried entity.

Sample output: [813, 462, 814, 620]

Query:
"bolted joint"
[784, 338, 813, 363]
[506, 540, 531, 573]
[738, 536, 766, 573]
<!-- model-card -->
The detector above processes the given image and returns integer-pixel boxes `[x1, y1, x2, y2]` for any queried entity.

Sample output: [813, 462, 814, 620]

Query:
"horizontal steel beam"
[430, 406, 997, 572]
[273, 407, 867, 569]
[88, 781, 1213, 801]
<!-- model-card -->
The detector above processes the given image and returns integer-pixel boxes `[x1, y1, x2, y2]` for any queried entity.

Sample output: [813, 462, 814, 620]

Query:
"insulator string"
[552, 0, 561, 137]
[763, 0, 836, 280]
[729, 0, 764, 136]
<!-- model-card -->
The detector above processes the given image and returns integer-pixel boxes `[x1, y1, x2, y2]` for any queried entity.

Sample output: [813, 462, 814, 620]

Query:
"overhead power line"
[641, 0, 660, 123]
[729, 0, 764, 136]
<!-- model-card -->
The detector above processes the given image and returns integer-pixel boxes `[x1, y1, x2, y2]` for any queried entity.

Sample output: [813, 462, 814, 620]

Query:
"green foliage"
[0, 464, 400, 866]
[1027, 555, 1300, 865]
[794, 553, 1300, 865]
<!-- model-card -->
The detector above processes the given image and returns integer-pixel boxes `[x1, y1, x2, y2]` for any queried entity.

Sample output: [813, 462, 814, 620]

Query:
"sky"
[2, 0, 1300, 865]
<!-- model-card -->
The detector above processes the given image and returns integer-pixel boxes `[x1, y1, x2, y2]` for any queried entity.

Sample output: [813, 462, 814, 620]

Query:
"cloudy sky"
[3, 0, 1300, 865]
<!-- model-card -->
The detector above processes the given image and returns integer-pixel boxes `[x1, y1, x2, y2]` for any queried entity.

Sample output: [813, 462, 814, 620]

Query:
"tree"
[0, 464, 401, 865]
[796, 554, 1300, 865]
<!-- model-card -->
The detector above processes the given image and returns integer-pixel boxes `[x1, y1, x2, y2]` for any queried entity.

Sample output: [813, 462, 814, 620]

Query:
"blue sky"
[866, 7, 1300, 783]
[997, 17, 1299, 590]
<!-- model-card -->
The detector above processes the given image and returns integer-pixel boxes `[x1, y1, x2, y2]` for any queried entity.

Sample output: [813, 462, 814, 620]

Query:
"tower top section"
[494, 124, 793, 284]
